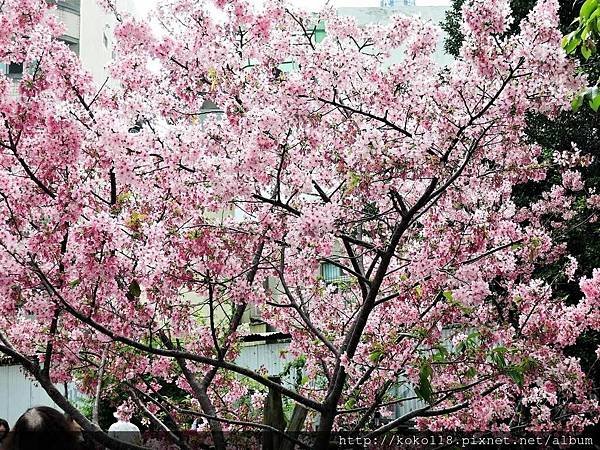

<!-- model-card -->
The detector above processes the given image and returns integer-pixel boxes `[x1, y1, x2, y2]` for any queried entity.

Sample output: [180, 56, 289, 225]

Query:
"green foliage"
[562, 0, 600, 113]
[128, 279, 141, 298]
[506, 356, 539, 386]
[455, 330, 480, 354]
[432, 344, 450, 362]
[415, 361, 434, 404]
[281, 355, 307, 388]
[488, 346, 509, 369]
[563, 0, 600, 61]
[563, 0, 600, 112]
[505, 365, 525, 386]
[369, 348, 384, 362]
[74, 396, 94, 420]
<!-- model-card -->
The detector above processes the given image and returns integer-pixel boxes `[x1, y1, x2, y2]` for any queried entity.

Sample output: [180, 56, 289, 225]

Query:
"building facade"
[1, 0, 129, 85]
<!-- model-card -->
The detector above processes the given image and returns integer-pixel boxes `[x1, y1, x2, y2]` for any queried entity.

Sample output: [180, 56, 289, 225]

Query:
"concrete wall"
[78, 0, 128, 85]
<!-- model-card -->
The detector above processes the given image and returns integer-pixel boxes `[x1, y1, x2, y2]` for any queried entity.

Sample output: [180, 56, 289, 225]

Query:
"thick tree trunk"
[93, 343, 110, 425]
[262, 376, 286, 450]
[313, 409, 336, 450]
[159, 333, 227, 450]
[280, 403, 307, 450]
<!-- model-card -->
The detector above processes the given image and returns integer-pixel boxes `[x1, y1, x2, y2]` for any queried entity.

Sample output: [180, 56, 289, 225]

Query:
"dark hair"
[0, 418, 9, 441]
[2, 407, 79, 450]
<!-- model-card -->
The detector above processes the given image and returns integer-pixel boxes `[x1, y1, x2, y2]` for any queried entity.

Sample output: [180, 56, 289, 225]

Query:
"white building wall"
[236, 341, 292, 376]
[78, 0, 118, 84]
[0, 365, 82, 427]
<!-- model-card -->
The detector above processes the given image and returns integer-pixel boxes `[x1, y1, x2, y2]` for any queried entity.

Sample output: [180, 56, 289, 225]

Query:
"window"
[1, 62, 23, 80]
[320, 262, 350, 284]
[47, 0, 81, 13]
[314, 21, 326, 43]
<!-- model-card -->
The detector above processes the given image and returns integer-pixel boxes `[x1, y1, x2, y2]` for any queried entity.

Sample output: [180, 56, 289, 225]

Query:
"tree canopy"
[0, 0, 599, 449]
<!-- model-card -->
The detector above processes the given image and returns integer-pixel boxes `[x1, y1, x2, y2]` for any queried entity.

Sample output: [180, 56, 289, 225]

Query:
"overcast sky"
[132, 0, 450, 17]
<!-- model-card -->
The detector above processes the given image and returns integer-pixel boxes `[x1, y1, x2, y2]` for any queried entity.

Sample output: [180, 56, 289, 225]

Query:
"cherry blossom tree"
[0, 0, 599, 449]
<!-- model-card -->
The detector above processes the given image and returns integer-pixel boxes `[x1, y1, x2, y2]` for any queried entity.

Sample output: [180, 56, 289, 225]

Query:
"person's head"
[2, 407, 78, 450]
[0, 418, 9, 442]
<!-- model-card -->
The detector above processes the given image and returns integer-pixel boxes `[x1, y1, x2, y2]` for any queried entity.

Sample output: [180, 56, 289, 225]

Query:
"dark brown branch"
[340, 237, 369, 299]
[130, 390, 185, 449]
[29, 260, 323, 412]
[109, 168, 117, 205]
[460, 239, 522, 265]
[321, 257, 371, 287]
[366, 383, 503, 438]
[42, 307, 60, 377]
[285, 9, 316, 51]
[312, 97, 412, 138]
[312, 180, 331, 203]
[253, 194, 301, 216]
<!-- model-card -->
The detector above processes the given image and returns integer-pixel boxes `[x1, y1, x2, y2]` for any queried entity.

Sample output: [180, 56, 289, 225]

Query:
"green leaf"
[465, 367, 477, 378]
[442, 290, 453, 302]
[506, 366, 524, 386]
[68, 279, 81, 288]
[432, 345, 449, 362]
[415, 362, 433, 403]
[519, 356, 538, 372]
[347, 172, 361, 190]
[572, 93, 584, 111]
[344, 398, 357, 409]
[589, 88, 600, 112]
[581, 24, 592, 40]
[129, 280, 141, 298]
[581, 42, 592, 59]
[369, 349, 383, 362]
[562, 30, 582, 54]
[581, 0, 598, 20]
[455, 331, 480, 353]
[564, 35, 581, 54]
[465, 331, 480, 349]
[489, 346, 508, 368]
